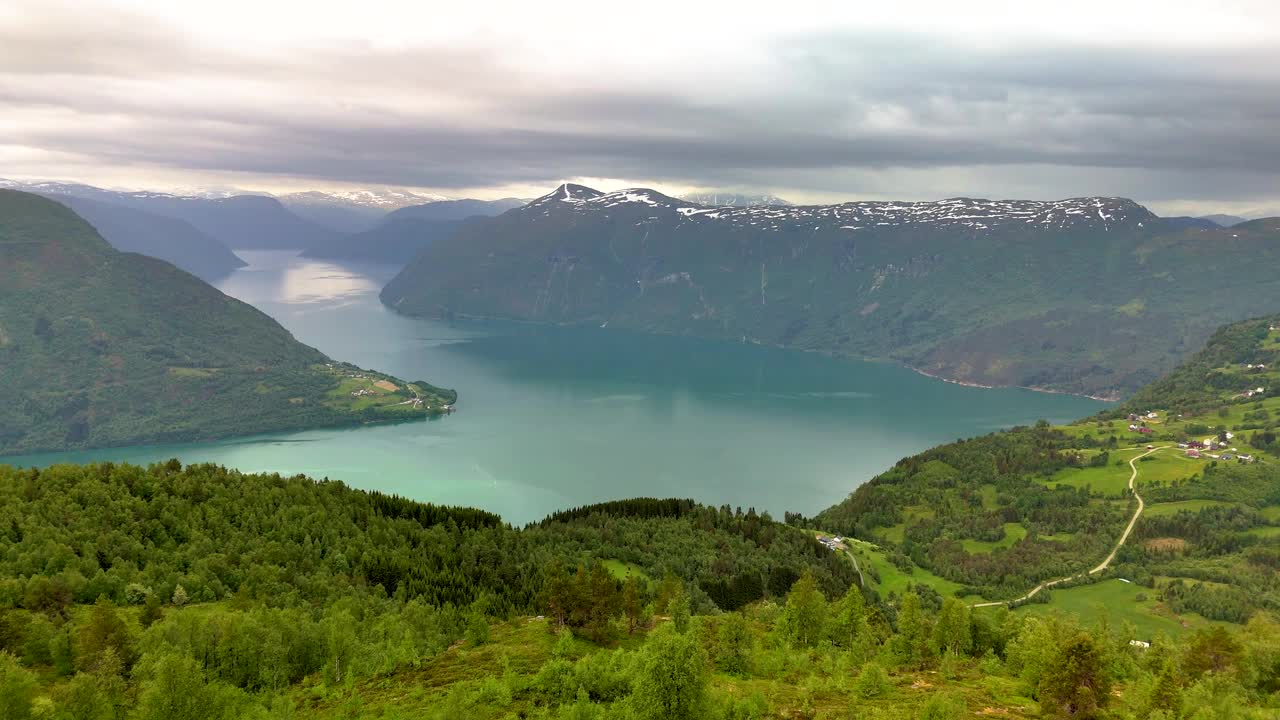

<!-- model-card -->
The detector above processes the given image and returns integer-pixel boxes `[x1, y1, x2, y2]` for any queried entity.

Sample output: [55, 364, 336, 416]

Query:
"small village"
[1126, 407, 1258, 463]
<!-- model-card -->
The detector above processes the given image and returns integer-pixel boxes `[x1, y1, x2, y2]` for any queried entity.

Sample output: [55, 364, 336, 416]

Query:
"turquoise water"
[5, 251, 1106, 524]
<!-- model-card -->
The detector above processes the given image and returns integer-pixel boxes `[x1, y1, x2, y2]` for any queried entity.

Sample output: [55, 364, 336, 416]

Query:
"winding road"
[971, 445, 1169, 608]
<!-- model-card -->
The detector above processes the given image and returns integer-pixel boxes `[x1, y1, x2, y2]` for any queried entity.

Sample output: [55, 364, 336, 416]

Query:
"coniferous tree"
[138, 592, 163, 629]
[75, 596, 135, 673]
[1039, 632, 1111, 719]
[622, 575, 645, 634]
[1182, 626, 1243, 681]
[543, 560, 572, 629]
[1145, 660, 1182, 718]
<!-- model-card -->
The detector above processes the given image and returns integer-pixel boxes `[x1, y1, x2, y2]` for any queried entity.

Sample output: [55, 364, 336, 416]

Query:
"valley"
[0, 184, 1277, 719]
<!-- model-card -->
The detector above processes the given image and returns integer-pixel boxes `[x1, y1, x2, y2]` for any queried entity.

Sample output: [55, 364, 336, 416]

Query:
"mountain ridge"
[384, 184, 1280, 399]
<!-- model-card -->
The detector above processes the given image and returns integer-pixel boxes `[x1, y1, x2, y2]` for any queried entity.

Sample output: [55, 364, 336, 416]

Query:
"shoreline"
[385, 306, 1121, 404]
[905, 364, 1118, 403]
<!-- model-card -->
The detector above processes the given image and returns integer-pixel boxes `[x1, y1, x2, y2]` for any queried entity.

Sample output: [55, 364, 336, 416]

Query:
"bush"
[123, 584, 150, 606]
[919, 692, 965, 720]
[855, 661, 890, 698]
[534, 658, 579, 703]
[0, 652, 37, 720]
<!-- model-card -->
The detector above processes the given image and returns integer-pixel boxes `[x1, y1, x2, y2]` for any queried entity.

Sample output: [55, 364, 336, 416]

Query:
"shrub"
[855, 661, 890, 698]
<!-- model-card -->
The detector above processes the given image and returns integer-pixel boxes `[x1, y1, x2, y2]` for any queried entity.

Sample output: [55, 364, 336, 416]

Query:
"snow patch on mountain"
[525, 184, 1156, 233]
[281, 189, 452, 210]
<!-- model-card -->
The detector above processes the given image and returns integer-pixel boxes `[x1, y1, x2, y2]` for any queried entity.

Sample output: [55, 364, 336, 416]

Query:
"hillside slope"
[815, 313, 1280, 624]
[0, 190, 454, 455]
[383, 184, 1280, 398]
[302, 216, 469, 264]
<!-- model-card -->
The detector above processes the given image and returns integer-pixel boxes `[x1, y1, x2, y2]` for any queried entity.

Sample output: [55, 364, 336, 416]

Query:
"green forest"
[2, 461, 1277, 719]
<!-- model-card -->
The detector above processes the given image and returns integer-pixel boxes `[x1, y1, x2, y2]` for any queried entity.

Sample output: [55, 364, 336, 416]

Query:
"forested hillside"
[382, 184, 1280, 398]
[0, 190, 454, 455]
[1, 461, 1276, 719]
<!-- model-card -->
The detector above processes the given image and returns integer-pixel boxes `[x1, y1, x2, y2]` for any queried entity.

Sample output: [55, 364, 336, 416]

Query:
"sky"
[2, 0, 1279, 215]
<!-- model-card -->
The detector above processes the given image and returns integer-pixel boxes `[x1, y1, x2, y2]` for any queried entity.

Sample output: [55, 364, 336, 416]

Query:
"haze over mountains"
[0, 178, 528, 271]
[384, 183, 1280, 399]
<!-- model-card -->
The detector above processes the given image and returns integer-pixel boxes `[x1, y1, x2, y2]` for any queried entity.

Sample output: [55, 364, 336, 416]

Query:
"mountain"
[301, 217, 470, 264]
[1157, 215, 1221, 231]
[386, 197, 527, 222]
[382, 183, 1280, 399]
[0, 180, 338, 250]
[1200, 213, 1249, 227]
[39, 194, 246, 280]
[680, 191, 793, 207]
[120, 194, 340, 250]
[0, 190, 455, 455]
[302, 197, 526, 263]
[279, 189, 454, 233]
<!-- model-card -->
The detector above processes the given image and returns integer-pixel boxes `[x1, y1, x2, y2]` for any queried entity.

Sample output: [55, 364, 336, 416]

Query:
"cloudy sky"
[2, 0, 1278, 214]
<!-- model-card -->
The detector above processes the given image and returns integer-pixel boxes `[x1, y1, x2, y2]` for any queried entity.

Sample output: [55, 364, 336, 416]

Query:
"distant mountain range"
[679, 192, 793, 207]
[0, 179, 527, 269]
[1199, 213, 1249, 227]
[382, 183, 1280, 399]
[43, 195, 247, 281]
[0, 189, 453, 455]
[0, 179, 338, 253]
[302, 198, 527, 263]
[279, 189, 455, 233]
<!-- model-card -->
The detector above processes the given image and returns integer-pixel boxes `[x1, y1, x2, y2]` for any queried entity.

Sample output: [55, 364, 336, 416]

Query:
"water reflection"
[216, 251, 394, 306]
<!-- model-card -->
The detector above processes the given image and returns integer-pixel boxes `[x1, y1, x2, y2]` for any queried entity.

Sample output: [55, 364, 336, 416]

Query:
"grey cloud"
[2, 9, 1279, 205]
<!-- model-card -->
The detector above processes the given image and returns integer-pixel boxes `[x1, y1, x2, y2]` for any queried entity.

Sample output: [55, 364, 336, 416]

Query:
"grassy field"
[1012, 579, 1219, 640]
[876, 505, 935, 544]
[979, 483, 998, 509]
[1043, 461, 1132, 495]
[601, 559, 650, 583]
[320, 365, 450, 414]
[1130, 452, 1203, 486]
[167, 366, 219, 378]
[1143, 499, 1241, 517]
[842, 538, 976, 602]
[960, 522, 1027, 554]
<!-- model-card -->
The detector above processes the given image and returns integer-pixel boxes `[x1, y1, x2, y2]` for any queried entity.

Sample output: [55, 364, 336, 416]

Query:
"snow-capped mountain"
[680, 192, 793, 207]
[280, 189, 452, 211]
[527, 184, 1155, 233]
